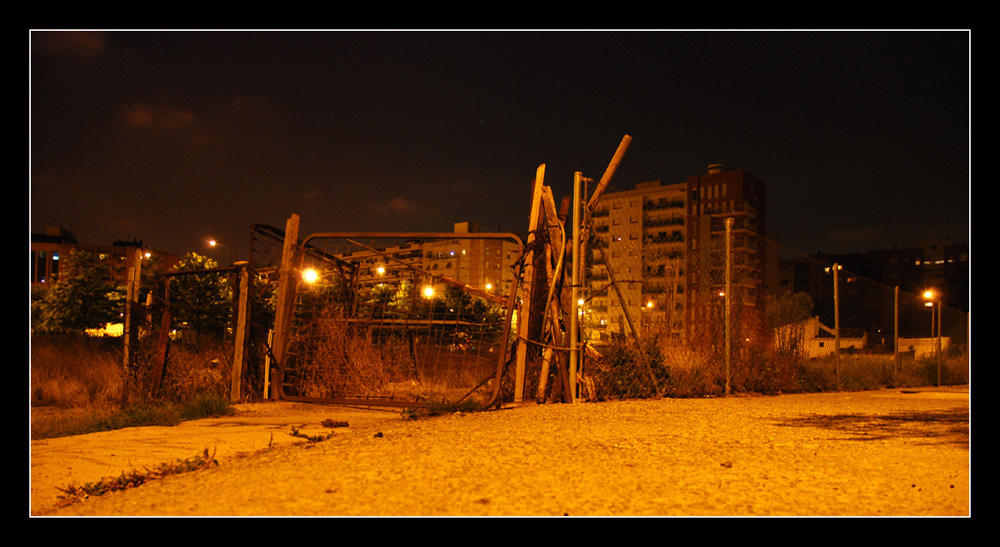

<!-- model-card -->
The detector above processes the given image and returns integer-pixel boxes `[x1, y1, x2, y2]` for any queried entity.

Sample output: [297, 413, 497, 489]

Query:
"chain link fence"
[251, 229, 524, 408]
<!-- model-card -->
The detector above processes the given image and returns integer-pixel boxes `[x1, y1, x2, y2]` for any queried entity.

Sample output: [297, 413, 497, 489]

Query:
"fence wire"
[146, 221, 967, 405]
[270, 233, 522, 407]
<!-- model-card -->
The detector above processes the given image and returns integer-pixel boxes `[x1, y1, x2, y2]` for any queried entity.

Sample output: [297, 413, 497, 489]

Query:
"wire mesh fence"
[120, 209, 967, 408]
[261, 232, 524, 407]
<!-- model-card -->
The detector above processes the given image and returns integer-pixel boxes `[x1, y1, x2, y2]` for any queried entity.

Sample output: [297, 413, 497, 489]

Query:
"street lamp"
[301, 267, 320, 284]
[923, 288, 943, 386]
[207, 239, 230, 266]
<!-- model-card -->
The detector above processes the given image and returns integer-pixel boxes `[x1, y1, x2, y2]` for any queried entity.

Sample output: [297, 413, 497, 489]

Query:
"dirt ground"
[30, 386, 971, 517]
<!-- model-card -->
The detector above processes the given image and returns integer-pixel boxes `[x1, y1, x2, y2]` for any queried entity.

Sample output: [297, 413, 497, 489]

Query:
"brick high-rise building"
[585, 164, 766, 344]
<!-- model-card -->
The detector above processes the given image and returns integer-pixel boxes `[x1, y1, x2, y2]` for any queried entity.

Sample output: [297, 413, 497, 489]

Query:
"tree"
[766, 291, 815, 354]
[32, 250, 124, 333]
[169, 253, 232, 339]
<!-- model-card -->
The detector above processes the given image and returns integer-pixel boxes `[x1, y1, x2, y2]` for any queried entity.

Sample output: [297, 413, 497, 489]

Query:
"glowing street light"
[207, 239, 230, 266]
[422, 285, 436, 299]
[302, 268, 320, 284]
[923, 289, 938, 307]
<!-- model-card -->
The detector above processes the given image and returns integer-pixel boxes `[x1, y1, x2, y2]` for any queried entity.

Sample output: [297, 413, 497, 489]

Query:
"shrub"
[590, 336, 670, 399]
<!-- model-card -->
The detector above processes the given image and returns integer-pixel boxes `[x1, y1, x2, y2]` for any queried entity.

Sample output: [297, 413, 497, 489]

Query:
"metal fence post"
[724, 217, 732, 396]
[570, 171, 581, 403]
[894, 285, 900, 375]
[833, 262, 841, 389]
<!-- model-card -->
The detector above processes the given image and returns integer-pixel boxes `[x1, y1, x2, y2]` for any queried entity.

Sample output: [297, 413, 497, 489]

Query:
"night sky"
[30, 30, 970, 262]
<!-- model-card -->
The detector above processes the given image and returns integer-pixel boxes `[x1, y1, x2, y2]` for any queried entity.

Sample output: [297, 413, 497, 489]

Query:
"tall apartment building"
[585, 164, 766, 343]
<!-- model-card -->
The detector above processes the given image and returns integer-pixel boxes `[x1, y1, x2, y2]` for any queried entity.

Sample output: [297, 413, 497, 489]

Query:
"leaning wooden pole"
[269, 213, 301, 401]
[514, 166, 546, 403]
[580, 135, 632, 249]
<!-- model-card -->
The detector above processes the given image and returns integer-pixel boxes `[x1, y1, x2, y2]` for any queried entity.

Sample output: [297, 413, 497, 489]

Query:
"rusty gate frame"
[270, 231, 525, 409]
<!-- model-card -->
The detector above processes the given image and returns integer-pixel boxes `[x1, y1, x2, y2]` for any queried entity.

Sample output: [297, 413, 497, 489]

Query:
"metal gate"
[270, 231, 524, 408]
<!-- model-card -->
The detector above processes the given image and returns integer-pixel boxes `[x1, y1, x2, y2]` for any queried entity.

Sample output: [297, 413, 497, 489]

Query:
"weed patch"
[56, 448, 218, 507]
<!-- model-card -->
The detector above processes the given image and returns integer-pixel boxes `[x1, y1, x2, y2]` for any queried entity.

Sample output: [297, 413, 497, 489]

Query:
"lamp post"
[208, 239, 230, 266]
[923, 289, 943, 386]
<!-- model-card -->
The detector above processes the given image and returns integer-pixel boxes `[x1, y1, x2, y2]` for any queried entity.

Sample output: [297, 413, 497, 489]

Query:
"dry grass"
[30, 333, 234, 440]
[31, 335, 124, 409]
[290, 311, 496, 405]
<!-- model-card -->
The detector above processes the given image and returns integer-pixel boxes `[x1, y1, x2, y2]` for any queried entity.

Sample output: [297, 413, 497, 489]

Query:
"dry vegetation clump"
[656, 342, 724, 397]
[586, 333, 968, 401]
[288, 310, 499, 406]
[31, 333, 235, 440]
[31, 334, 123, 409]
[157, 339, 233, 403]
[291, 313, 419, 399]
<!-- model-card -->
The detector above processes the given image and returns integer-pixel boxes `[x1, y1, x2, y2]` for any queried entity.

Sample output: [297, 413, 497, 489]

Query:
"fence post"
[152, 278, 171, 394]
[569, 171, 582, 403]
[270, 214, 301, 401]
[894, 285, 900, 375]
[230, 265, 250, 402]
[514, 165, 546, 403]
[833, 263, 841, 389]
[936, 302, 942, 386]
[724, 217, 732, 396]
[121, 247, 142, 405]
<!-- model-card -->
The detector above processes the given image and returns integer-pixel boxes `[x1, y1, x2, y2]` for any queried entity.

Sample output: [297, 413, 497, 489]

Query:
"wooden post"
[152, 278, 171, 394]
[231, 266, 250, 402]
[121, 248, 142, 405]
[514, 166, 545, 403]
[269, 214, 301, 401]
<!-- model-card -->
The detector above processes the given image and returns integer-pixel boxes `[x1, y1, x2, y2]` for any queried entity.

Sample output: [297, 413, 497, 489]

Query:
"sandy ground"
[30, 386, 971, 517]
